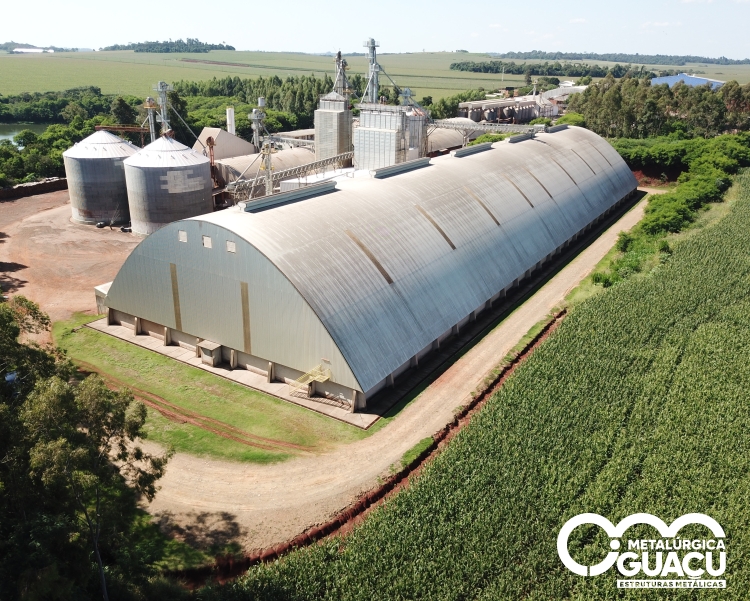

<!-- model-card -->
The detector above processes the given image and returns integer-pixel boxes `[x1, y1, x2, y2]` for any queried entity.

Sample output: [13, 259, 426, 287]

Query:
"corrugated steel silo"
[63, 130, 138, 224]
[123, 136, 213, 236]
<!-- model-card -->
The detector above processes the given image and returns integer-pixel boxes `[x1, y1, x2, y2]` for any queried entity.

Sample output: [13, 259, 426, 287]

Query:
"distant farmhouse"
[650, 73, 724, 90]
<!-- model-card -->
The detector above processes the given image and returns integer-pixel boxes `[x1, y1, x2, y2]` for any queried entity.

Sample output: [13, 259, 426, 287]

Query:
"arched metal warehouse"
[97, 126, 637, 411]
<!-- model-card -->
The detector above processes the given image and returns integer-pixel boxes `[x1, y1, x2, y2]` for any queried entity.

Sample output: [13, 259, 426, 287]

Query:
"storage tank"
[63, 130, 138, 225]
[123, 136, 213, 236]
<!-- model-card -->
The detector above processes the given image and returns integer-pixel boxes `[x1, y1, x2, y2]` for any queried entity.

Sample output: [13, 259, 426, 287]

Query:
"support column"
[386, 373, 394, 387]
[230, 349, 238, 369]
[134, 317, 141, 335]
[410, 354, 419, 368]
[163, 326, 171, 346]
[107, 307, 114, 325]
[267, 362, 275, 383]
[433, 338, 441, 351]
[470, 310, 476, 322]
[350, 389, 358, 414]
[451, 323, 459, 337]
[195, 339, 202, 358]
[308, 380, 316, 397]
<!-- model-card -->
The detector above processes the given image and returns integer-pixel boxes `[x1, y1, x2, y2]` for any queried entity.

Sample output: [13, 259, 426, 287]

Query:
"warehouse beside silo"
[96, 126, 638, 411]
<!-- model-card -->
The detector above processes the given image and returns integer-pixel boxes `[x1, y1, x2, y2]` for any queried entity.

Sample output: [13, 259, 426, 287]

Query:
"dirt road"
[143, 195, 651, 552]
[0, 192, 139, 337]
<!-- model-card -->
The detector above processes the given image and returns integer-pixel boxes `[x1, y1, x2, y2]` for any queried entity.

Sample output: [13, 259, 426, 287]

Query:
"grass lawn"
[53, 314, 367, 463]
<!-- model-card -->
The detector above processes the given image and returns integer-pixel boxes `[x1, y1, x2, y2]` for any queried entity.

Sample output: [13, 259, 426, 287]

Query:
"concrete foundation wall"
[140, 318, 165, 340]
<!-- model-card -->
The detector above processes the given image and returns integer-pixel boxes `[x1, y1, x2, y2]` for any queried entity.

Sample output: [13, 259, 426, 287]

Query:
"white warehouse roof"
[102, 126, 637, 399]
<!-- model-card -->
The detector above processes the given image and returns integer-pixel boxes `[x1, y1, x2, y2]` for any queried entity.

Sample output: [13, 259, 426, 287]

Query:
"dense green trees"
[419, 89, 487, 119]
[0, 87, 137, 124]
[567, 74, 750, 138]
[451, 60, 659, 79]
[0, 298, 173, 601]
[101, 39, 234, 53]
[490, 50, 750, 66]
[0, 116, 107, 186]
[110, 97, 137, 125]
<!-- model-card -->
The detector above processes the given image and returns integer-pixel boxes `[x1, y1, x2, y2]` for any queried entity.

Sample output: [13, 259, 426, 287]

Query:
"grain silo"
[123, 136, 213, 236]
[63, 130, 138, 224]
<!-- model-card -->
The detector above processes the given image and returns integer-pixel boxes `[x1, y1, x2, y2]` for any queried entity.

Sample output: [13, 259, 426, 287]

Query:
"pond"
[0, 123, 51, 144]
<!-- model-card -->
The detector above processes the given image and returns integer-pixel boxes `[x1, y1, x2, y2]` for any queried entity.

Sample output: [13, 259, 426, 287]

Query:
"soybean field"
[209, 171, 750, 599]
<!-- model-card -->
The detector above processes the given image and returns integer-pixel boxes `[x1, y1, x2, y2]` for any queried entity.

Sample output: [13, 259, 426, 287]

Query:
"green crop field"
[0, 50, 529, 99]
[2, 50, 748, 100]
[209, 172, 750, 599]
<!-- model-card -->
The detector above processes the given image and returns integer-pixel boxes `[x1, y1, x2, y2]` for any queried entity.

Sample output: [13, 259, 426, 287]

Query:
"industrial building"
[192, 127, 256, 160]
[650, 73, 724, 90]
[96, 125, 638, 412]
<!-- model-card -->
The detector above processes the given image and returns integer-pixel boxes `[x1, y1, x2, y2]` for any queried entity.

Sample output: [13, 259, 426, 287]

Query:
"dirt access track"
[142, 195, 651, 553]
[0, 191, 138, 337]
[0, 187, 654, 552]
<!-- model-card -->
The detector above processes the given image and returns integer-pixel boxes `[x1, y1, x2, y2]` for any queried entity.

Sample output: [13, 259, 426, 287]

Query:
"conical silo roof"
[124, 135, 209, 168]
[63, 130, 139, 159]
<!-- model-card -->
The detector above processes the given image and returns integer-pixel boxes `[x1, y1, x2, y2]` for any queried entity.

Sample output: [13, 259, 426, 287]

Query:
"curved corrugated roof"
[63, 130, 139, 160]
[190, 126, 637, 392]
[214, 147, 316, 184]
[427, 128, 480, 153]
[124, 136, 209, 168]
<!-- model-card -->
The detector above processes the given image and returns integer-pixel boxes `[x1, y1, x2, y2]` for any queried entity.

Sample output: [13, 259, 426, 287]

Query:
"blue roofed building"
[650, 73, 724, 90]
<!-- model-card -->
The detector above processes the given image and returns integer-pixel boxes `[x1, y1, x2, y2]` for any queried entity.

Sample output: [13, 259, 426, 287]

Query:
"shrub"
[555, 112, 585, 127]
[615, 232, 634, 253]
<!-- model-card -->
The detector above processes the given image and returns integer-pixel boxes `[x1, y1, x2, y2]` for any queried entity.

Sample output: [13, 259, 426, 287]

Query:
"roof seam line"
[523, 167, 554, 199]
[503, 174, 535, 208]
[570, 148, 597, 175]
[464, 187, 500, 226]
[344, 229, 394, 285]
[415, 205, 457, 250]
[549, 157, 579, 186]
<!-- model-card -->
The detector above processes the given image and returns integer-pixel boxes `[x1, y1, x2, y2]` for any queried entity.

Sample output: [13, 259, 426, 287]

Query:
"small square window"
[178, 230, 187, 243]
[226, 240, 236, 253]
[202, 235, 212, 248]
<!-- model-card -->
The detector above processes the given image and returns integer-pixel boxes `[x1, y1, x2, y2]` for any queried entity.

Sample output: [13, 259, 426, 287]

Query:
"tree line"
[488, 50, 750, 66]
[450, 60, 676, 79]
[101, 38, 234, 53]
[567, 74, 750, 138]
[0, 300, 177, 601]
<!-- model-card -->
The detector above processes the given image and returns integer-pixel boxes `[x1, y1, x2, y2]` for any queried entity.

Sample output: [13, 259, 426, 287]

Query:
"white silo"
[63, 130, 138, 224]
[123, 136, 213, 236]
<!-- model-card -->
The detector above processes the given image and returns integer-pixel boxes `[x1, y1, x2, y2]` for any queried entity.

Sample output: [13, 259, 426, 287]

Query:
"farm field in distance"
[2, 49, 748, 98]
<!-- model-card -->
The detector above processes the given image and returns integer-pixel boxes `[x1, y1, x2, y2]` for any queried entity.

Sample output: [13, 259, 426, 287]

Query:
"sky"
[2, 0, 749, 59]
